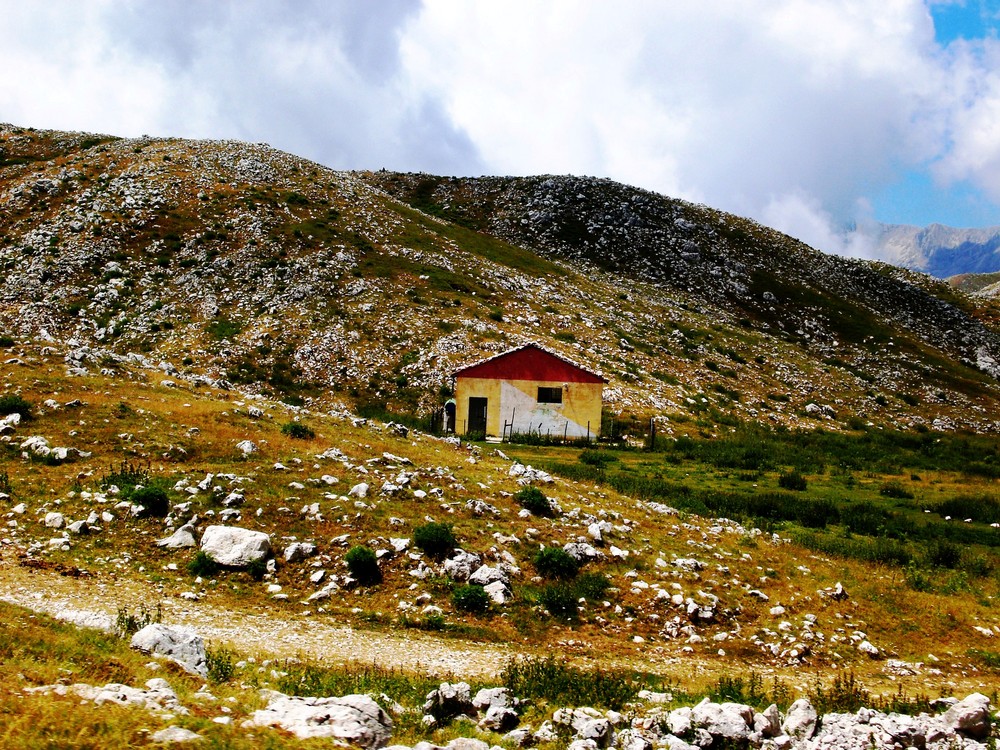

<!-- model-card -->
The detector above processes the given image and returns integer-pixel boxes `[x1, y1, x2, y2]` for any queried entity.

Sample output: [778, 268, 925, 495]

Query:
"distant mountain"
[5, 123, 1000, 432]
[873, 223, 1000, 278]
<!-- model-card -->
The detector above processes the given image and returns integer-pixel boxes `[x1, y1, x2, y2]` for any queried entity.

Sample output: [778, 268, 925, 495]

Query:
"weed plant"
[281, 421, 315, 439]
[188, 550, 220, 577]
[500, 656, 663, 710]
[114, 602, 162, 636]
[808, 672, 931, 716]
[533, 547, 580, 579]
[710, 672, 791, 710]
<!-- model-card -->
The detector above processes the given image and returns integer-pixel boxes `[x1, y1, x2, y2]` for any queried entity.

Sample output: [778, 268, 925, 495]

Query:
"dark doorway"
[468, 397, 488, 434]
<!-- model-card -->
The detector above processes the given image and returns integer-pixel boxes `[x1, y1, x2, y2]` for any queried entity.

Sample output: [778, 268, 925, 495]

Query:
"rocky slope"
[4, 123, 1000, 431]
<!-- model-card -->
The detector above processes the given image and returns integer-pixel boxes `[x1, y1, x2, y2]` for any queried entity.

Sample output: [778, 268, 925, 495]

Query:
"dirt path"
[0, 551, 516, 678]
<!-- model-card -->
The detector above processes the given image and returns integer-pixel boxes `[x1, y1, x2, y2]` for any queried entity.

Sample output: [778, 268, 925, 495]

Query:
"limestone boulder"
[200, 525, 271, 567]
[130, 624, 207, 677]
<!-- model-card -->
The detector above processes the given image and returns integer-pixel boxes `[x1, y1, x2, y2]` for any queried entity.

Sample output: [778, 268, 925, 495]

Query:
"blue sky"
[3, 1, 1000, 258]
[870, 1, 1000, 228]
[931, 0, 998, 44]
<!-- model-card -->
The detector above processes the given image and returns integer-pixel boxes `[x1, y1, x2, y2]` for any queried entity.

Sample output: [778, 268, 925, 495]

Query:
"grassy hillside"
[1, 338, 999, 704]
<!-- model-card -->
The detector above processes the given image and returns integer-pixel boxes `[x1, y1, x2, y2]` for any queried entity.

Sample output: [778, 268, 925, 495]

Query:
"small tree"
[345, 545, 381, 585]
[413, 522, 456, 561]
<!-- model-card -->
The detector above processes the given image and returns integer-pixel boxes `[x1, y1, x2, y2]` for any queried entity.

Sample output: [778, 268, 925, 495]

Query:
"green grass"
[511, 426, 1000, 573]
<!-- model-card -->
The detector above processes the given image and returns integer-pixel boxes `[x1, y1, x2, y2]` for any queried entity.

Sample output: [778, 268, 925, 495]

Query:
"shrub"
[841, 501, 890, 536]
[500, 657, 645, 711]
[413, 522, 456, 561]
[0, 394, 32, 420]
[574, 572, 612, 601]
[879, 480, 913, 499]
[100, 459, 151, 496]
[452, 584, 490, 614]
[796, 498, 840, 529]
[0, 335, 14, 348]
[246, 557, 268, 581]
[130, 485, 170, 518]
[579, 449, 618, 467]
[925, 539, 962, 569]
[778, 471, 807, 491]
[538, 582, 579, 620]
[188, 550, 220, 577]
[515, 486, 552, 516]
[345, 545, 381, 585]
[533, 547, 580, 579]
[281, 421, 315, 439]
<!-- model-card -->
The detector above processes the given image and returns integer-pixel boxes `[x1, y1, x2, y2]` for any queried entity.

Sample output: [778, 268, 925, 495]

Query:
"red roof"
[454, 343, 605, 383]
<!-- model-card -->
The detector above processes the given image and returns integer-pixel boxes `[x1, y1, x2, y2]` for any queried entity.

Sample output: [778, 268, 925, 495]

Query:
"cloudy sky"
[3, 1, 1000, 257]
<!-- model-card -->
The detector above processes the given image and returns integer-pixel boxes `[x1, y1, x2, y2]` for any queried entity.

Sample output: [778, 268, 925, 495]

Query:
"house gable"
[454, 344, 605, 384]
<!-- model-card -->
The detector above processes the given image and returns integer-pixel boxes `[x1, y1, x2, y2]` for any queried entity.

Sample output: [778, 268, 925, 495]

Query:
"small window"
[537, 386, 563, 404]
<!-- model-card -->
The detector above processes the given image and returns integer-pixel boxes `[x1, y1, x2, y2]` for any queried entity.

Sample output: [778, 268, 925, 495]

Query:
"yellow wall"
[455, 377, 602, 439]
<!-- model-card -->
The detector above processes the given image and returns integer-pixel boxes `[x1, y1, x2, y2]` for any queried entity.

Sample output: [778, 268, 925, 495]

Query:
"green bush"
[130, 485, 170, 518]
[101, 459, 151, 496]
[879, 480, 913, 499]
[281, 421, 315, 439]
[533, 547, 580, 579]
[413, 522, 456, 561]
[778, 471, 807, 491]
[247, 557, 268, 581]
[574, 572, 612, 601]
[206, 646, 237, 684]
[345, 545, 381, 585]
[925, 539, 962, 569]
[0, 336, 14, 348]
[579, 449, 618, 467]
[452, 584, 490, 614]
[0, 394, 32, 420]
[115, 603, 162, 636]
[538, 582, 579, 620]
[515, 486, 552, 516]
[188, 551, 219, 577]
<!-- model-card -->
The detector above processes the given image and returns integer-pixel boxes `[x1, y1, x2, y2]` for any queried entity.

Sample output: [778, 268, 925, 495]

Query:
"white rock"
[131, 624, 207, 677]
[200, 525, 271, 567]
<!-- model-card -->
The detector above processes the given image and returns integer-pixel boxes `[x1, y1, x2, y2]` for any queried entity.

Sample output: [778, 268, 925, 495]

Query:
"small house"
[453, 343, 605, 439]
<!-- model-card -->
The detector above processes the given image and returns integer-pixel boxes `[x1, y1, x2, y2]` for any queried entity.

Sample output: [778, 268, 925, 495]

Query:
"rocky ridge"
[3, 123, 1000, 431]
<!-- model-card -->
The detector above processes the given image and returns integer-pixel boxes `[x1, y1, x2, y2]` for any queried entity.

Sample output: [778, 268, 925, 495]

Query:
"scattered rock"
[130, 624, 208, 677]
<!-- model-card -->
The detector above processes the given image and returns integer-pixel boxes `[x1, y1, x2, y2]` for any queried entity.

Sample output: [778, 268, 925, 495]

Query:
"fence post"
[587, 421, 590, 443]
[648, 417, 655, 450]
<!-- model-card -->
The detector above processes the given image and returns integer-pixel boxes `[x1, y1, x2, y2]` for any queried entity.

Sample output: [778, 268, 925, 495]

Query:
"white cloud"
[3, 0, 1000, 259]
[0, 0, 482, 173]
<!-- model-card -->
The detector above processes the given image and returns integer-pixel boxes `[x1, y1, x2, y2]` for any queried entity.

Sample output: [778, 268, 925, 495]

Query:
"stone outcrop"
[246, 691, 392, 748]
[130, 624, 208, 677]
